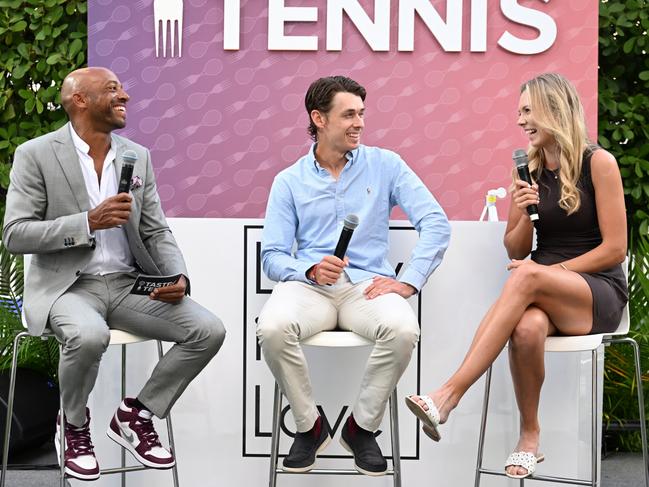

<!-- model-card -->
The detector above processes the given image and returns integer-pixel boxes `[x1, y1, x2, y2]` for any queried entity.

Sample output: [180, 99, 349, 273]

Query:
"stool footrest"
[268, 371, 401, 486]
[100, 465, 150, 475]
[276, 468, 396, 476]
[478, 468, 591, 485]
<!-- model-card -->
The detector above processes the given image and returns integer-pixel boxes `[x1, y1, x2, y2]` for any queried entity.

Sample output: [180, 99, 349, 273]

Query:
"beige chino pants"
[257, 274, 419, 433]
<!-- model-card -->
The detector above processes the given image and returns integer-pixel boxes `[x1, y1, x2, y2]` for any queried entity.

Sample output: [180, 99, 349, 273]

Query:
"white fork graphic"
[154, 0, 183, 57]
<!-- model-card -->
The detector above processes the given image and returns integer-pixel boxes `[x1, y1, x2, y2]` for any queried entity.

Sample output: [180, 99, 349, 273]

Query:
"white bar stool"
[1, 329, 181, 487]
[1, 256, 180, 487]
[268, 330, 402, 487]
[474, 300, 648, 487]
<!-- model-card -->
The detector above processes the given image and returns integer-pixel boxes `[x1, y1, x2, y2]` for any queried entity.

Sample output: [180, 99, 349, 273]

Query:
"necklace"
[547, 167, 560, 180]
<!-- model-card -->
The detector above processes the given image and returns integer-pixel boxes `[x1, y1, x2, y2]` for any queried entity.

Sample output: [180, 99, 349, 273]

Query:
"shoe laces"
[130, 416, 162, 448]
[66, 422, 95, 456]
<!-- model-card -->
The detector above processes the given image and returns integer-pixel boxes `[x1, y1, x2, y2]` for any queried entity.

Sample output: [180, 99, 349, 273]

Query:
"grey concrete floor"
[3, 442, 61, 487]
[601, 452, 647, 487]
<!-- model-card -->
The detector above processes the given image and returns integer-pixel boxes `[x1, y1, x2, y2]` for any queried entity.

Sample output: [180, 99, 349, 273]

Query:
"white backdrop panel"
[77, 219, 601, 487]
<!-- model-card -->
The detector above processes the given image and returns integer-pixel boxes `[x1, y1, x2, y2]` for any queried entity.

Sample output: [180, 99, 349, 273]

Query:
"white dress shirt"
[69, 124, 136, 275]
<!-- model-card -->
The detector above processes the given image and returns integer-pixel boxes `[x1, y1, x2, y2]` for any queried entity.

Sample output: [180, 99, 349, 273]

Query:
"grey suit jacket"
[2, 123, 188, 336]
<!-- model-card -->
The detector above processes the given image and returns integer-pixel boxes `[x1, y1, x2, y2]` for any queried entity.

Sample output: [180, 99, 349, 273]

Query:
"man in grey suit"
[3, 67, 226, 481]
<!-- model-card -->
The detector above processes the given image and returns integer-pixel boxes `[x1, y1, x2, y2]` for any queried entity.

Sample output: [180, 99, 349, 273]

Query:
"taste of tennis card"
[129, 274, 182, 295]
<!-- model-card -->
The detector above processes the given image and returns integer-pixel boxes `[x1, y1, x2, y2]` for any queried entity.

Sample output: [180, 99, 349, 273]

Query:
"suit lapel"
[112, 134, 126, 188]
[52, 123, 90, 212]
[112, 135, 140, 235]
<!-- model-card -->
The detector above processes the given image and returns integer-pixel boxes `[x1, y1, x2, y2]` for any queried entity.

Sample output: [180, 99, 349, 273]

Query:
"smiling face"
[63, 67, 130, 133]
[517, 89, 554, 149]
[313, 91, 364, 154]
[84, 68, 129, 132]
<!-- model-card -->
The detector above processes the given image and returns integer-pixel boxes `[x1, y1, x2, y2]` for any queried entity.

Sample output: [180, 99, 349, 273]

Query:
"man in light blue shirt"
[257, 76, 450, 476]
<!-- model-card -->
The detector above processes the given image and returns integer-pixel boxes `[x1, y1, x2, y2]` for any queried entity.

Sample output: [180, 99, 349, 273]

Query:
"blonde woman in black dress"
[405, 73, 628, 479]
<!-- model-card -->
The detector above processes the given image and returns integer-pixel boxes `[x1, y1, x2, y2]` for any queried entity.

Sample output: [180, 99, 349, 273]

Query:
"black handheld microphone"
[117, 150, 138, 194]
[334, 214, 360, 259]
[512, 149, 539, 222]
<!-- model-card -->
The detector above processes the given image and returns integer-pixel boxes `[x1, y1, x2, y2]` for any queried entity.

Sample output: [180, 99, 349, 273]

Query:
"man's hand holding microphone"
[308, 255, 349, 285]
[88, 149, 137, 232]
[86, 149, 187, 303]
[306, 214, 416, 299]
[88, 194, 132, 231]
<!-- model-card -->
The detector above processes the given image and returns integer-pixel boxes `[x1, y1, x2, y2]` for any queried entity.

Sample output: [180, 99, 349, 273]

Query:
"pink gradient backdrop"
[88, 0, 598, 219]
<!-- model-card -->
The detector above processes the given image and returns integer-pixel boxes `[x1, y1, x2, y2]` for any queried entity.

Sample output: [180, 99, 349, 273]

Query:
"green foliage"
[603, 330, 649, 451]
[599, 0, 649, 451]
[0, 241, 58, 379]
[0, 0, 87, 221]
[0, 1, 83, 379]
[599, 0, 649, 244]
[0, 302, 58, 380]
[602, 231, 649, 450]
[0, 238, 22, 312]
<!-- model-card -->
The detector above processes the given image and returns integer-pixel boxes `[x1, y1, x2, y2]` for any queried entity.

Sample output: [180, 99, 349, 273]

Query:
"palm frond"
[0, 243, 23, 315]
[602, 228, 649, 452]
[628, 231, 649, 331]
[0, 240, 58, 380]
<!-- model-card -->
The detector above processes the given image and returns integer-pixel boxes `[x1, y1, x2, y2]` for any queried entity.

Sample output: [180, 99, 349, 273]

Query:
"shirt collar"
[69, 123, 116, 164]
[309, 143, 358, 172]
[69, 123, 90, 155]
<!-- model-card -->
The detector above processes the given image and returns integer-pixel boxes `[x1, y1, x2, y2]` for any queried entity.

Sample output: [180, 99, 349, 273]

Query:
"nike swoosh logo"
[119, 425, 134, 443]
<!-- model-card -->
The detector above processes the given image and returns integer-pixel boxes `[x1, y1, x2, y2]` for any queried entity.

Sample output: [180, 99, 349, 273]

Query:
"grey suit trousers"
[48, 273, 225, 427]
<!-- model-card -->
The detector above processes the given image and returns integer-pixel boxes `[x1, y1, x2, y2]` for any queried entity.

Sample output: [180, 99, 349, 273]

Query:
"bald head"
[61, 67, 116, 117]
[60, 67, 129, 133]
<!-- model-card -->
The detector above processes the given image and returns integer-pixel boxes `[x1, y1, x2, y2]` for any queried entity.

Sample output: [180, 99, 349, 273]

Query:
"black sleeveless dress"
[530, 149, 628, 334]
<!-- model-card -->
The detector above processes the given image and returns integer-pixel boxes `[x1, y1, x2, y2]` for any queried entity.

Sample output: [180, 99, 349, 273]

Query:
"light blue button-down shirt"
[261, 144, 451, 291]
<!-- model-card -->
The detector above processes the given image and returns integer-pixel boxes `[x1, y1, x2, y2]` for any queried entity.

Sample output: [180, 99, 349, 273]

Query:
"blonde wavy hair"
[521, 73, 590, 215]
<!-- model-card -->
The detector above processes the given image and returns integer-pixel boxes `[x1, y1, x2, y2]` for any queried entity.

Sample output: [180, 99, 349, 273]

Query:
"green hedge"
[599, 0, 649, 238]
[599, 0, 649, 451]
[0, 0, 87, 219]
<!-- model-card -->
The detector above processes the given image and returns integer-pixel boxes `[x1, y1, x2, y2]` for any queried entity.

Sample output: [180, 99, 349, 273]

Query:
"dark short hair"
[304, 76, 366, 141]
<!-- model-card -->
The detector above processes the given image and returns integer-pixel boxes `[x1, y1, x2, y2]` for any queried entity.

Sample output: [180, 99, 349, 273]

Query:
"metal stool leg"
[0, 331, 28, 487]
[99, 339, 175, 481]
[630, 338, 649, 487]
[59, 390, 66, 487]
[591, 349, 598, 487]
[157, 341, 180, 487]
[269, 382, 282, 487]
[474, 365, 493, 487]
[121, 344, 127, 487]
[389, 387, 401, 487]
[614, 337, 649, 487]
[165, 411, 180, 487]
